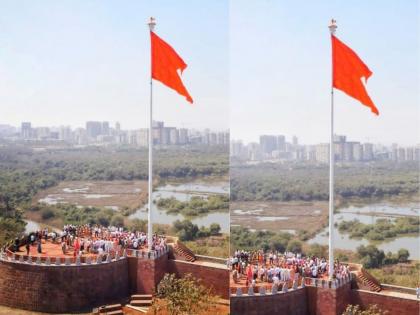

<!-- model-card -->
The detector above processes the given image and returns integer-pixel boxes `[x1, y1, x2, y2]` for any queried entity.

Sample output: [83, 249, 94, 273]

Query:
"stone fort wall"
[167, 259, 230, 299]
[0, 258, 129, 313]
[0, 250, 229, 313]
[351, 289, 420, 315]
[230, 281, 420, 315]
[230, 286, 308, 315]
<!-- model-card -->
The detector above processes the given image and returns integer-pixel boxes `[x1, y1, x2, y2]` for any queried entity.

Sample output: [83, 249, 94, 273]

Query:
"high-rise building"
[230, 140, 243, 157]
[414, 146, 420, 161]
[260, 135, 277, 155]
[59, 126, 72, 141]
[86, 121, 102, 138]
[248, 142, 261, 161]
[161, 127, 171, 145]
[277, 135, 286, 151]
[36, 127, 51, 140]
[74, 128, 87, 145]
[406, 147, 414, 161]
[169, 128, 179, 145]
[21, 122, 32, 139]
[363, 143, 374, 161]
[179, 128, 188, 144]
[101, 122, 110, 135]
[398, 147, 406, 161]
[343, 142, 356, 161]
[353, 143, 363, 161]
[315, 143, 329, 163]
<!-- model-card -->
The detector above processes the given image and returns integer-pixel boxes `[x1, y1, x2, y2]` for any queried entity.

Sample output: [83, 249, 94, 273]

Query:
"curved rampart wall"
[230, 286, 308, 315]
[0, 258, 129, 313]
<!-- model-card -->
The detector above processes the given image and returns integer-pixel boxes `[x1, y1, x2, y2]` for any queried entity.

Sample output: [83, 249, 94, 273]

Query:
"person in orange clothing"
[73, 238, 80, 257]
[246, 264, 253, 284]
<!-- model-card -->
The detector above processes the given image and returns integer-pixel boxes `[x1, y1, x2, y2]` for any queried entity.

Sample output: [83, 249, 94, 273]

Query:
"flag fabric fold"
[332, 34, 379, 115]
[151, 31, 193, 103]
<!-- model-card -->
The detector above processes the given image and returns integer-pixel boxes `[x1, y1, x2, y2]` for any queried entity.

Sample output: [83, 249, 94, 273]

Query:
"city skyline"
[0, 120, 229, 147]
[0, 120, 229, 132]
[231, 132, 419, 163]
[231, 133, 419, 147]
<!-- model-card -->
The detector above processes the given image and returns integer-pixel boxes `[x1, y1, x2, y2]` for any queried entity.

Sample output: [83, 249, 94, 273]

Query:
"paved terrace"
[2, 238, 169, 265]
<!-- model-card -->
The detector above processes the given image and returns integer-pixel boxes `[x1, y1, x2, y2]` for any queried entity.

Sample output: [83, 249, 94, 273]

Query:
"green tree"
[155, 273, 216, 315]
[342, 304, 389, 315]
[128, 218, 147, 232]
[110, 214, 124, 227]
[209, 223, 221, 236]
[286, 240, 302, 253]
[397, 248, 410, 263]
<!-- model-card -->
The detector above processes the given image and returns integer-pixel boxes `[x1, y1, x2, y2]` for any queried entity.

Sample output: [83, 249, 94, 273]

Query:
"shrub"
[286, 240, 302, 253]
[307, 243, 328, 258]
[342, 304, 389, 315]
[128, 218, 147, 232]
[357, 245, 385, 268]
[209, 223, 221, 235]
[110, 214, 124, 227]
[397, 248, 410, 263]
[155, 273, 216, 315]
[41, 208, 55, 220]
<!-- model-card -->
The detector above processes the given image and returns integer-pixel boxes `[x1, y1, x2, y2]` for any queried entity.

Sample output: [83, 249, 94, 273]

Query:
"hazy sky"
[0, 1, 418, 144]
[230, 0, 419, 146]
[0, 1, 229, 131]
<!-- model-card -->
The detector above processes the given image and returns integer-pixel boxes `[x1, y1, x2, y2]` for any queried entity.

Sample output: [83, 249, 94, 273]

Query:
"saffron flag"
[151, 31, 193, 103]
[332, 35, 379, 115]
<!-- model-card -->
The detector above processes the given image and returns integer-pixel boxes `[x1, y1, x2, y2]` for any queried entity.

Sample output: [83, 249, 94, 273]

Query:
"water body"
[233, 209, 263, 215]
[25, 220, 41, 232]
[257, 216, 289, 222]
[158, 181, 229, 195]
[24, 220, 61, 233]
[130, 179, 229, 233]
[308, 203, 420, 260]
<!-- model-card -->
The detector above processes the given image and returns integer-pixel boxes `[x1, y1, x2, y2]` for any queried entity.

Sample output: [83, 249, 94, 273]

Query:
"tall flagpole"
[328, 19, 337, 279]
[147, 17, 156, 250]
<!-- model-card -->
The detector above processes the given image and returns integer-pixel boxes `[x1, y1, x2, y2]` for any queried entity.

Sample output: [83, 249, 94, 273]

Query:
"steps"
[98, 303, 124, 315]
[173, 241, 196, 262]
[129, 294, 153, 312]
[356, 273, 381, 292]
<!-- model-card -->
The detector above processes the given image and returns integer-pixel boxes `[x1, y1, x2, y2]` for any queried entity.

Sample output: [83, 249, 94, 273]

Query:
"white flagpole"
[328, 19, 337, 279]
[147, 17, 156, 250]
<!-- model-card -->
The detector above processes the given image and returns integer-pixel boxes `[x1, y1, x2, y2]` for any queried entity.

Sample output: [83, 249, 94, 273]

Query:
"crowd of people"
[229, 249, 350, 286]
[12, 224, 167, 258]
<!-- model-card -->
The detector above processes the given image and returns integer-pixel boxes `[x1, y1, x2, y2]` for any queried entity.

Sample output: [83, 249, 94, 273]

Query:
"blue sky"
[0, 0, 229, 131]
[230, 0, 419, 145]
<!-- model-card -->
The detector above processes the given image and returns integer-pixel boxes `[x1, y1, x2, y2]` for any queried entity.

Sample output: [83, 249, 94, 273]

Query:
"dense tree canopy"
[0, 144, 228, 245]
[231, 161, 419, 202]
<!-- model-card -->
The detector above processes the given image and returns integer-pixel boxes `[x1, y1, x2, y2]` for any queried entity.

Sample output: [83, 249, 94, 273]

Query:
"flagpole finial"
[148, 17, 156, 31]
[329, 19, 337, 35]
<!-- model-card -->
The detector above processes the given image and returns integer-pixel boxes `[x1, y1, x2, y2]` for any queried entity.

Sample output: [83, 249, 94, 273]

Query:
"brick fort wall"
[128, 253, 169, 295]
[0, 258, 129, 313]
[168, 259, 229, 299]
[351, 289, 420, 315]
[306, 283, 352, 315]
[230, 287, 308, 315]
